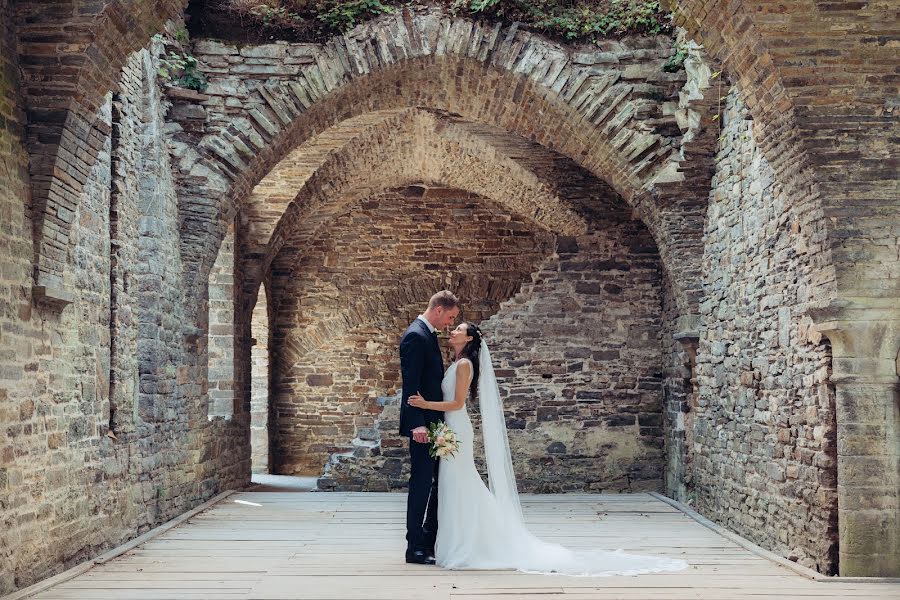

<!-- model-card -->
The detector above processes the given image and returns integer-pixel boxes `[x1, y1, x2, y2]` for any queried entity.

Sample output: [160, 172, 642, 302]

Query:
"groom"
[399, 290, 460, 564]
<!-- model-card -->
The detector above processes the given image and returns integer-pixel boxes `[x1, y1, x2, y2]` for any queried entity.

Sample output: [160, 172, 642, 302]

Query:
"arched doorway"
[251, 284, 270, 473]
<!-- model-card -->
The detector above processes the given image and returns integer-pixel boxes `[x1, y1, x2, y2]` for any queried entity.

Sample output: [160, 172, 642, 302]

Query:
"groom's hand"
[411, 426, 428, 444]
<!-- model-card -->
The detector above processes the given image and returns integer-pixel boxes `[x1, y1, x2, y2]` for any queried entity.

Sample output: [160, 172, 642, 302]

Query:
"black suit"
[399, 317, 445, 554]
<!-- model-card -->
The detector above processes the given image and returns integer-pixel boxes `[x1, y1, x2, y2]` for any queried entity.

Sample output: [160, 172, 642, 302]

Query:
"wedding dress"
[434, 342, 688, 576]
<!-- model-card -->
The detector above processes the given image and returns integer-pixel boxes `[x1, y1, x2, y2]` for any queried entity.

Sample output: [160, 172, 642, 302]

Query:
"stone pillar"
[207, 223, 237, 419]
[809, 298, 900, 577]
[671, 314, 700, 501]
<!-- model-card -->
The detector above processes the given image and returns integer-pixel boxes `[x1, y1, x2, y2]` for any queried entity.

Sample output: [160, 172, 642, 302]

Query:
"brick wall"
[208, 223, 237, 419]
[482, 219, 665, 492]
[661, 276, 696, 501]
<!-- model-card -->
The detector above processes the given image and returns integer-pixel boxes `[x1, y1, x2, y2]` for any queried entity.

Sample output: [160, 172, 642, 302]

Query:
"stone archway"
[246, 109, 587, 253]
[204, 86, 680, 489]
[668, 0, 897, 302]
[4, 1, 897, 594]
[167, 10, 718, 329]
[250, 284, 271, 473]
[168, 7, 893, 572]
[248, 109, 590, 310]
[263, 177, 669, 493]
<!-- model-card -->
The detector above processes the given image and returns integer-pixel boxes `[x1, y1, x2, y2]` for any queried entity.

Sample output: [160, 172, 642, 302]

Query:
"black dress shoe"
[405, 550, 436, 565]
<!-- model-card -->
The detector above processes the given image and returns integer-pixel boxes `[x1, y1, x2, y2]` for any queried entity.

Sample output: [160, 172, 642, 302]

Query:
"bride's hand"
[408, 394, 427, 408]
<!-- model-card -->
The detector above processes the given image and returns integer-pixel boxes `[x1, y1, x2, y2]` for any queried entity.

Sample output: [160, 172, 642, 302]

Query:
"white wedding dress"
[434, 349, 688, 576]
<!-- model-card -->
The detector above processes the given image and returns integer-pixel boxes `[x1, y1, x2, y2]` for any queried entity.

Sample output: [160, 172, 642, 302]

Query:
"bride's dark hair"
[457, 322, 483, 398]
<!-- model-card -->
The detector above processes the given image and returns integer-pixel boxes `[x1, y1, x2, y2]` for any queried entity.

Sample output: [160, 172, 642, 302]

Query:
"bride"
[408, 322, 687, 576]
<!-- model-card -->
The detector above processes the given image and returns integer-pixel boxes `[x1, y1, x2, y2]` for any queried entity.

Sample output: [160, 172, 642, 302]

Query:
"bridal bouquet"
[427, 421, 460, 459]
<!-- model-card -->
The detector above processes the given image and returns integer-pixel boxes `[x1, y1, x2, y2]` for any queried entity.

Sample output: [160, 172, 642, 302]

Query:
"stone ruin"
[0, 1, 897, 593]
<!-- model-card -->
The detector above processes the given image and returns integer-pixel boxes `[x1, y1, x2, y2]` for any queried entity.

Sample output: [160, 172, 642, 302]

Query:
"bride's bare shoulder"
[455, 359, 473, 379]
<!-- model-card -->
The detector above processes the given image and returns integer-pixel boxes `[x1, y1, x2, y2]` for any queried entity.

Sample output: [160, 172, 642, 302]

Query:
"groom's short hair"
[428, 290, 459, 310]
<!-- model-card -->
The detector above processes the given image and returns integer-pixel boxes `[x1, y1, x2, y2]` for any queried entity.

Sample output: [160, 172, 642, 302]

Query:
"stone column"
[666, 313, 700, 501]
[809, 298, 899, 577]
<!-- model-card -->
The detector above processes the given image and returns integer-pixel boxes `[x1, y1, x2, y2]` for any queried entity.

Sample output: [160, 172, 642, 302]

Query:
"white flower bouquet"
[427, 421, 460, 459]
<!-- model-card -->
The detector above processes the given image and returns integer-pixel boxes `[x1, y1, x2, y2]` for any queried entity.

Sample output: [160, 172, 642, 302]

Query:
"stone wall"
[306, 185, 667, 493]
[692, 88, 839, 574]
[269, 185, 556, 475]
[480, 219, 665, 492]
[661, 276, 696, 501]
[0, 36, 249, 595]
[0, 1, 34, 591]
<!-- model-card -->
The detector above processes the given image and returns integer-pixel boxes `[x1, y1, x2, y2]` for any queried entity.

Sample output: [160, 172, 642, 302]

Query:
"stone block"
[839, 552, 900, 578]
[306, 374, 333, 387]
[839, 509, 898, 560]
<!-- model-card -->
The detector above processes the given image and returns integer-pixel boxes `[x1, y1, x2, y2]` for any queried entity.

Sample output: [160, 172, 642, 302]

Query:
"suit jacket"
[399, 318, 445, 436]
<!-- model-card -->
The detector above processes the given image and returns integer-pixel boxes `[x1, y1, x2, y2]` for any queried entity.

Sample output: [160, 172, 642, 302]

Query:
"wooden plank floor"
[30, 492, 900, 600]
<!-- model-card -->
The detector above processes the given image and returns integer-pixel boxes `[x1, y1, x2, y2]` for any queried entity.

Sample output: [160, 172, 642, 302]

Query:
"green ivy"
[218, 0, 671, 43]
[662, 39, 688, 73]
[246, 4, 303, 25]
[468, 0, 501, 11]
[521, 0, 670, 40]
[158, 52, 209, 92]
[319, 0, 396, 31]
[174, 25, 191, 45]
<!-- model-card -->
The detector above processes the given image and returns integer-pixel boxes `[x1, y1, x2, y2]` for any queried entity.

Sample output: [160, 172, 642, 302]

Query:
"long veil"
[477, 339, 525, 527]
[447, 339, 688, 576]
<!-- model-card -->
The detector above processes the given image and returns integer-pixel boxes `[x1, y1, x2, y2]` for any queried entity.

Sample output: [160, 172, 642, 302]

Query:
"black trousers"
[406, 437, 439, 553]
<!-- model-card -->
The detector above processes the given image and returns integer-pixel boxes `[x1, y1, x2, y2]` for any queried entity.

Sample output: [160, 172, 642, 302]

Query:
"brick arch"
[264, 164, 635, 338]
[265, 185, 560, 474]
[233, 106, 666, 333]
[225, 106, 602, 323]
[177, 12, 717, 322]
[259, 111, 596, 283]
[249, 108, 588, 261]
[15, 0, 187, 304]
[264, 143, 652, 406]
[265, 167, 564, 324]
